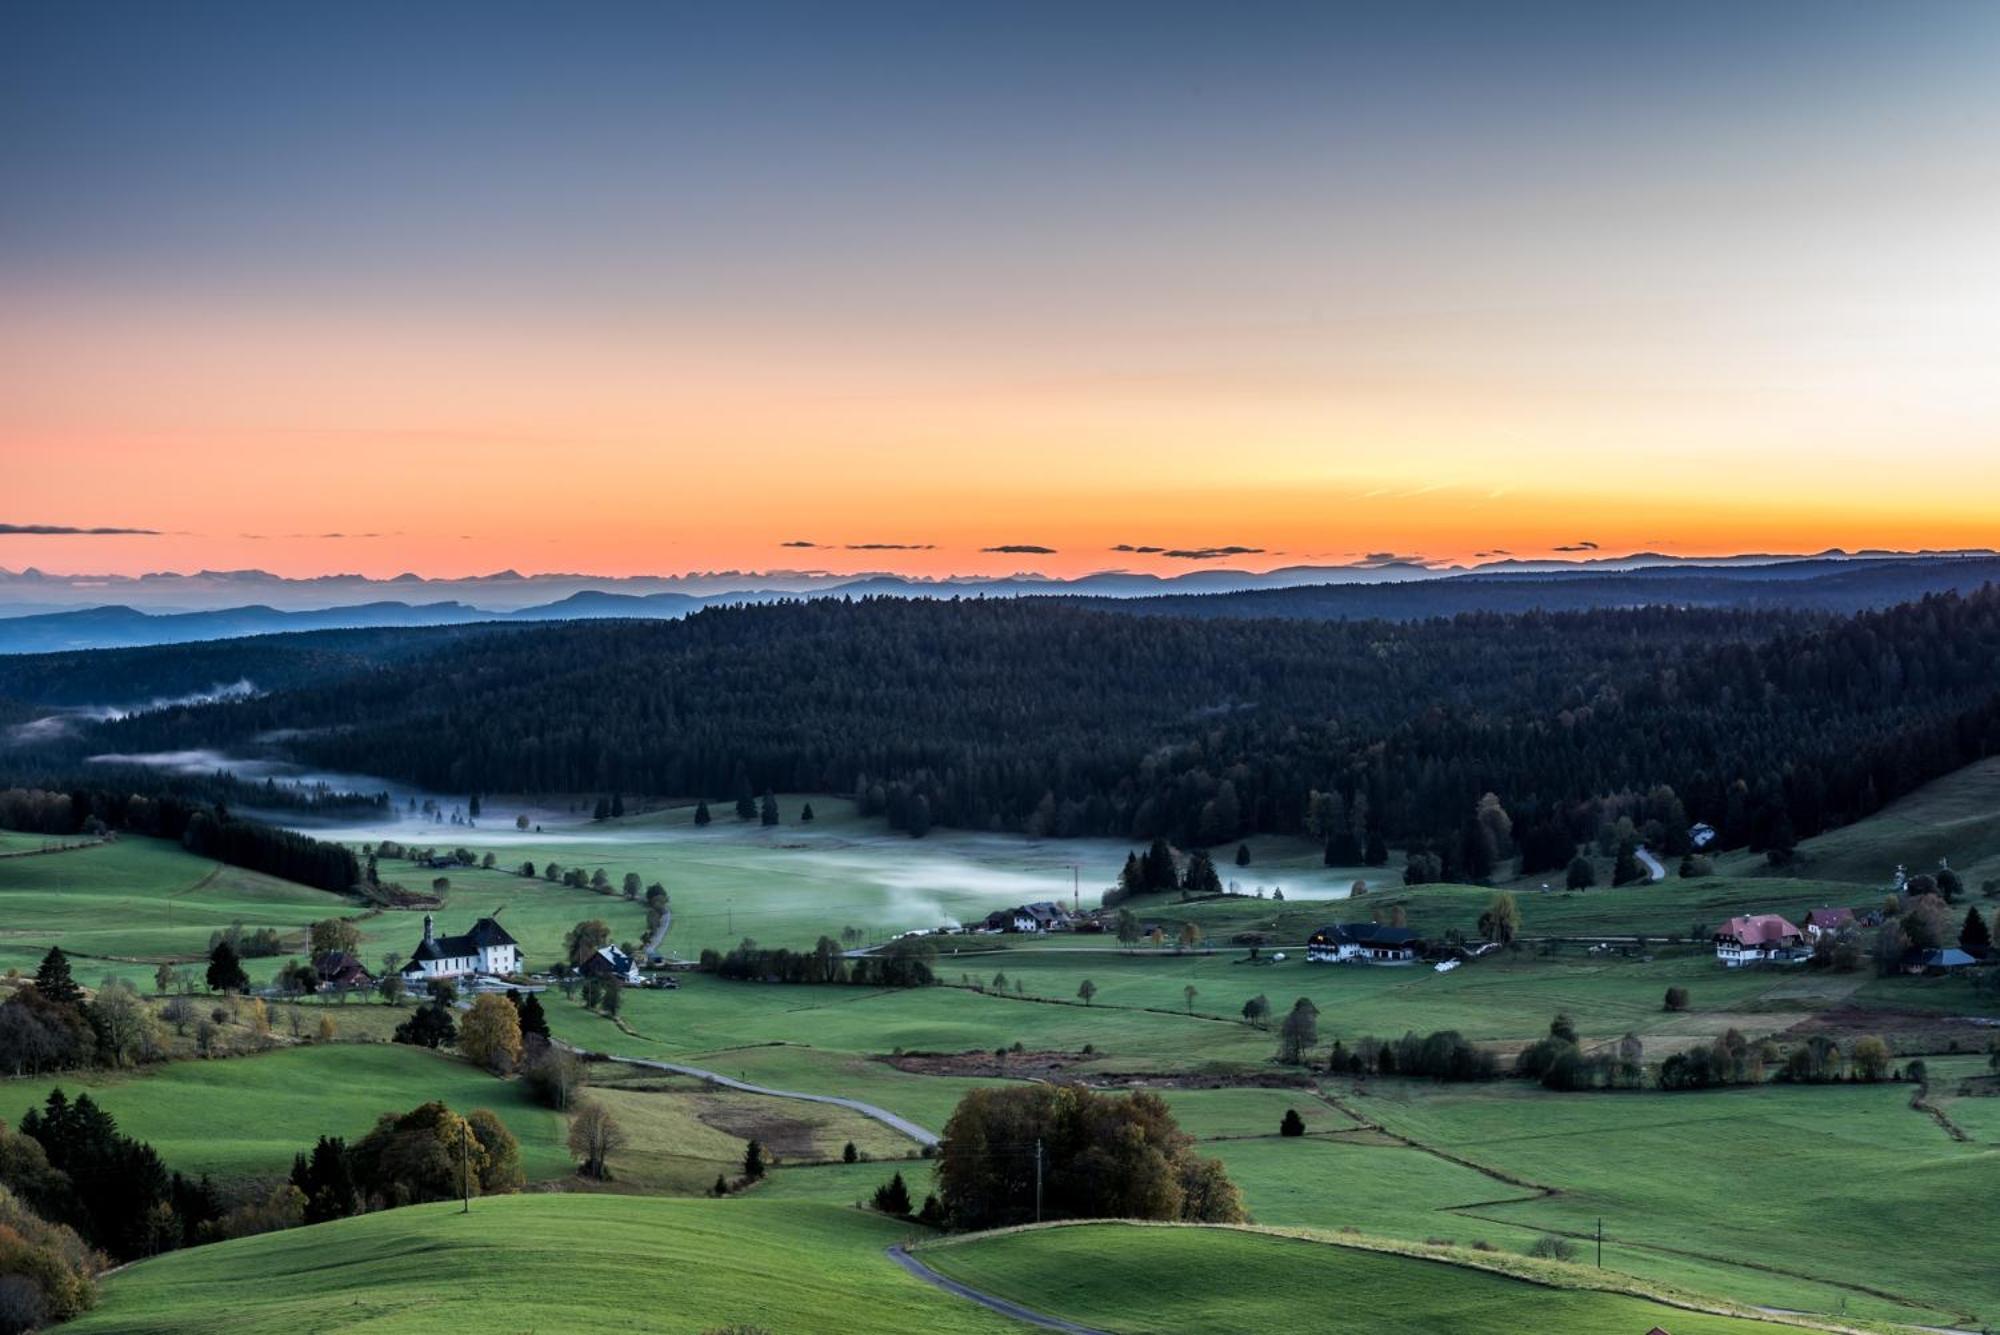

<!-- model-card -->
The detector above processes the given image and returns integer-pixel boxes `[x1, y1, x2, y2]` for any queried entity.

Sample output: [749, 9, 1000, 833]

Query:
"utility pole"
[461, 1118, 471, 1214]
[1070, 864, 1079, 913]
[1595, 1217, 1602, 1268]
[1034, 1139, 1043, 1224]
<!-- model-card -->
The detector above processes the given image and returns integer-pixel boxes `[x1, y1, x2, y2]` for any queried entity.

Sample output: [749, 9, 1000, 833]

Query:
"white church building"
[401, 914, 521, 983]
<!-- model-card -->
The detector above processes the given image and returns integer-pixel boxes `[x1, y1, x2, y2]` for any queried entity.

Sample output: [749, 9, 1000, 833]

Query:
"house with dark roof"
[1713, 914, 1806, 967]
[400, 914, 520, 983]
[579, 944, 642, 984]
[1306, 922, 1422, 965]
[311, 951, 375, 991]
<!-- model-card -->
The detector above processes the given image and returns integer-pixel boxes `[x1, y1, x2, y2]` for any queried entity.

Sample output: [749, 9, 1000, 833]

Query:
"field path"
[587, 1050, 942, 1146]
[1635, 844, 1667, 881]
[887, 1244, 1109, 1333]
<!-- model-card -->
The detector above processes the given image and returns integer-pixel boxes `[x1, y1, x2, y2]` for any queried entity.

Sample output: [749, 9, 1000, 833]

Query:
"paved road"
[598, 1053, 942, 1146]
[887, 1244, 1109, 1334]
[1634, 844, 1667, 882]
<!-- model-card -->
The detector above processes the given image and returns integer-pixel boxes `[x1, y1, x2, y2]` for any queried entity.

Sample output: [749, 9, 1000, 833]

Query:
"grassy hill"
[0, 836, 339, 980]
[918, 1222, 1804, 1335]
[4, 1044, 572, 1184]
[1783, 755, 2000, 887]
[71, 1196, 1015, 1334]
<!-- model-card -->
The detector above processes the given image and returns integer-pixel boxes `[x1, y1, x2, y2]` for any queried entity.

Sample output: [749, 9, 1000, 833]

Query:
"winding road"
[1634, 844, 1667, 882]
[887, 1244, 1108, 1334]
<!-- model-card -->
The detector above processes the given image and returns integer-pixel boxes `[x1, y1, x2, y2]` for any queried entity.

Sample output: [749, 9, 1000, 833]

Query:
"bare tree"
[567, 1101, 626, 1180]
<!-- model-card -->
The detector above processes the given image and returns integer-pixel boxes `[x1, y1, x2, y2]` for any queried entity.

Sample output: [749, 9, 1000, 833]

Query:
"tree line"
[43, 588, 2000, 860]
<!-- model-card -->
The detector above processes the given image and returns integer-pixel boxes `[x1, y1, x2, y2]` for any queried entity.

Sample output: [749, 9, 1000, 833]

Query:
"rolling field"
[1352, 1077, 2000, 1326]
[0, 836, 339, 967]
[71, 1196, 1017, 1335]
[918, 1223, 1796, 1335]
[1781, 755, 2000, 886]
[2, 1043, 573, 1184]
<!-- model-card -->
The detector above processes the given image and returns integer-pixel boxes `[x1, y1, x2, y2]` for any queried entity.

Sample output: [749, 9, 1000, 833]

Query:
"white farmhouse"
[1712, 914, 1807, 967]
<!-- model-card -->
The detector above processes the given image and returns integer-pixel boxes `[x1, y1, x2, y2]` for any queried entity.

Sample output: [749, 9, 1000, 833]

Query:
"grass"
[1781, 755, 2000, 887]
[585, 1063, 914, 1191]
[919, 1222, 1798, 1334]
[1351, 1076, 2000, 1326]
[2, 1044, 573, 1185]
[73, 1195, 1015, 1334]
[0, 837, 339, 966]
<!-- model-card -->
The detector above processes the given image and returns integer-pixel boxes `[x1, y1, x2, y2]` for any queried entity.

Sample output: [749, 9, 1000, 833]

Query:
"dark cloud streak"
[0, 522, 159, 535]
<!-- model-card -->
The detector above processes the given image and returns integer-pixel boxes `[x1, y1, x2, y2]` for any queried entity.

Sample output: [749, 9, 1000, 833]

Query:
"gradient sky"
[4, 1, 1998, 579]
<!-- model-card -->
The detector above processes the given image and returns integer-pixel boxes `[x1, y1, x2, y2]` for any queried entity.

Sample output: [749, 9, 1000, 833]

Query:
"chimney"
[423, 914, 434, 944]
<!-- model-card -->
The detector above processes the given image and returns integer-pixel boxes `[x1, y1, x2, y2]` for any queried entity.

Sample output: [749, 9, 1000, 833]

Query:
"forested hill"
[29, 590, 2000, 869]
[1074, 557, 2000, 621]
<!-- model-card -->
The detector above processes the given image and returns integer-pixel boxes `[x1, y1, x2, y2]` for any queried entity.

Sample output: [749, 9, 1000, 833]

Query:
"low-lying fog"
[68, 744, 1373, 913]
[5, 679, 258, 746]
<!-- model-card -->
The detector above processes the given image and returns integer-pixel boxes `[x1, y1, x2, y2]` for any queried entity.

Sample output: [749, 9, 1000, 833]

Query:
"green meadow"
[918, 1223, 1794, 1335]
[5, 1043, 572, 1184]
[72, 1196, 1015, 1335]
[1352, 1077, 2000, 1326]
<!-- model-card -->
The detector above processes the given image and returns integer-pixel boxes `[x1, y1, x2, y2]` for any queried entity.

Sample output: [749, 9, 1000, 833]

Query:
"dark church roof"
[1309, 923, 1419, 948]
[413, 915, 517, 961]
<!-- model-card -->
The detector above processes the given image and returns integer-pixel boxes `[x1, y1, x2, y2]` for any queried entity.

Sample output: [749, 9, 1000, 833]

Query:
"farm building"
[1306, 922, 1423, 965]
[580, 944, 643, 984]
[984, 902, 1075, 933]
[1802, 907, 1855, 940]
[400, 914, 521, 983]
[311, 951, 375, 991]
[1712, 914, 1807, 967]
[1901, 947, 1981, 974]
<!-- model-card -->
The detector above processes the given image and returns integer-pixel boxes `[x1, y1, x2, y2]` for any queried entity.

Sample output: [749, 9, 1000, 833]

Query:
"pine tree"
[205, 940, 250, 994]
[760, 792, 779, 826]
[743, 1138, 766, 1179]
[1279, 1109, 1306, 1137]
[610, 793, 625, 818]
[1235, 842, 1251, 866]
[592, 796, 611, 821]
[33, 946, 82, 1006]
[516, 990, 551, 1039]
[872, 1170, 912, 1215]
[1961, 905, 1992, 953]
[801, 802, 815, 823]
[694, 799, 712, 827]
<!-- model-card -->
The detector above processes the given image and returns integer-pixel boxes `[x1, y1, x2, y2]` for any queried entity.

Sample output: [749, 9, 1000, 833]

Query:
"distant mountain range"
[1, 550, 1996, 654]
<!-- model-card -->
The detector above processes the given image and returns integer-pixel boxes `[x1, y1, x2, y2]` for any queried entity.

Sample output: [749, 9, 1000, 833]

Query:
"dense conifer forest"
[8, 589, 1996, 867]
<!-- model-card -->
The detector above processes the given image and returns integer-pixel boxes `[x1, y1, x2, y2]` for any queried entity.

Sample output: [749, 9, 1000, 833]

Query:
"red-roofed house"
[1802, 907, 1855, 941]
[1713, 914, 1807, 967]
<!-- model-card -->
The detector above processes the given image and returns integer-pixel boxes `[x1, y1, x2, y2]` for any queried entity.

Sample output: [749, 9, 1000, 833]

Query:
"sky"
[3, 0, 1998, 580]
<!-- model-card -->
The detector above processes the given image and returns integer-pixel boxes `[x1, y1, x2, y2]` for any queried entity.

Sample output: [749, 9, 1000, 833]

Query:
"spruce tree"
[1962, 905, 1992, 953]
[760, 791, 779, 826]
[34, 946, 82, 1006]
[1235, 842, 1251, 867]
[693, 799, 712, 827]
[801, 802, 815, 823]
[205, 940, 250, 994]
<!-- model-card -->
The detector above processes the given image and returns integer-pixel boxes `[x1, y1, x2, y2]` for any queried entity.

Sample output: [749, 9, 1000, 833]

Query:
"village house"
[1902, 946, 1980, 975]
[311, 951, 375, 991]
[1306, 922, 1423, 965]
[1712, 914, 1807, 967]
[1802, 906, 1855, 941]
[400, 914, 521, 984]
[579, 944, 643, 984]
[984, 902, 1075, 934]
